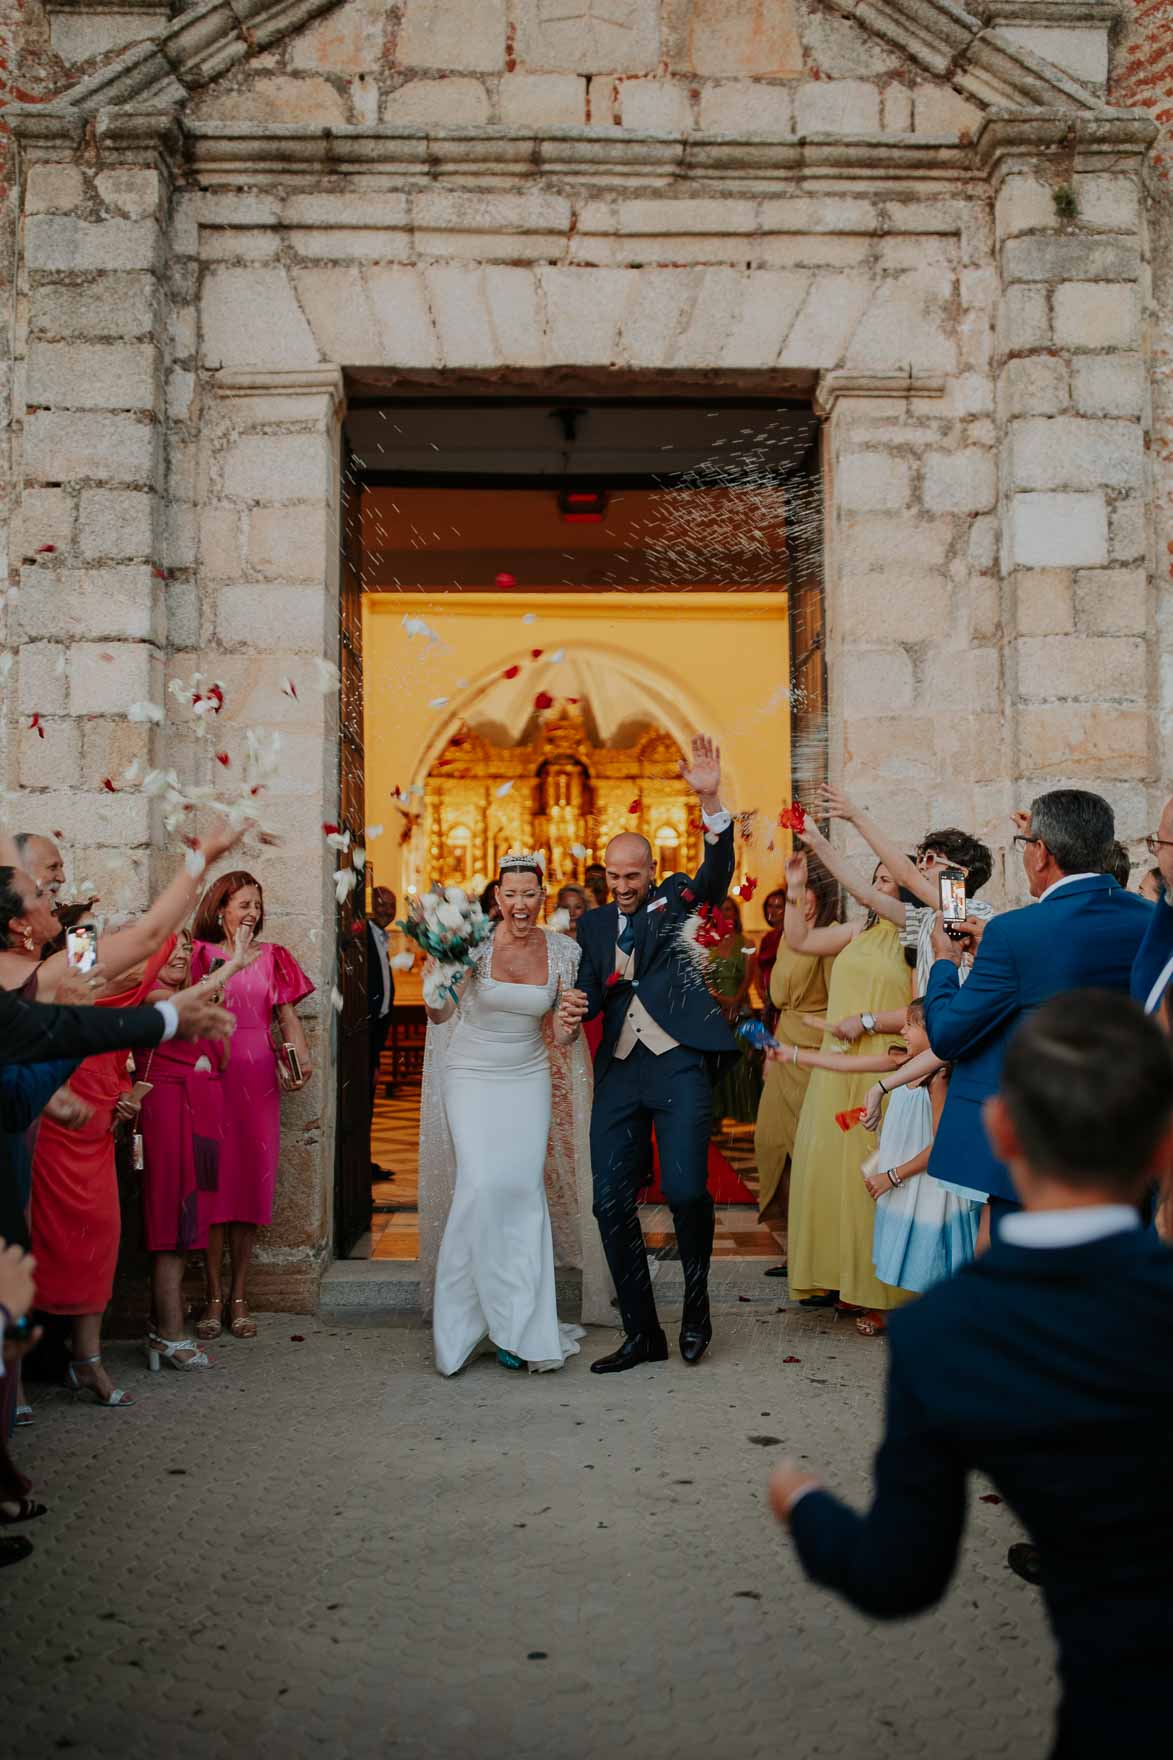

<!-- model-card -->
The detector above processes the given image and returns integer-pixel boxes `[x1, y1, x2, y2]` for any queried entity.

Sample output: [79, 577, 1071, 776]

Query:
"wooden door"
[786, 436, 827, 799]
[333, 449, 372, 1258]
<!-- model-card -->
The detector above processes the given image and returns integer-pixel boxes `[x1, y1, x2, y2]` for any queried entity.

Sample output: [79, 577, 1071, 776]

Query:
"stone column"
[815, 369, 1002, 862]
[983, 114, 1159, 850]
[197, 367, 345, 1309]
[10, 111, 178, 906]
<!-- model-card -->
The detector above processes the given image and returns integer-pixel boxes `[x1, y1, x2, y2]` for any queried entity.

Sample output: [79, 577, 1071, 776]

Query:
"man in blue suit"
[923, 788, 1151, 1225]
[769, 993, 1173, 1758]
[557, 735, 737, 1373]
[1131, 792, 1173, 1016]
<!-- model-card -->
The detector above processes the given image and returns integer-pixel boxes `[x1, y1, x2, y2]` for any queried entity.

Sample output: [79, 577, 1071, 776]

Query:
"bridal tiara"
[500, 851, 546, 873]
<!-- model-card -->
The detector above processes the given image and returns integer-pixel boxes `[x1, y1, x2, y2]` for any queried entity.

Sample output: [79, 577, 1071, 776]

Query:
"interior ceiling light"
[557, 487, 608, 523]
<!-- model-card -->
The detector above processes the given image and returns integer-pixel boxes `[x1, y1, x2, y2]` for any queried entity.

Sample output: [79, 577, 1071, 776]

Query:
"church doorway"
[334, 388, 825, 1296]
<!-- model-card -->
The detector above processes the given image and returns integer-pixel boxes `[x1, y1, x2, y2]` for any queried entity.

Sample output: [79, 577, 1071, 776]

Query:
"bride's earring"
[21, 928, 36, 953]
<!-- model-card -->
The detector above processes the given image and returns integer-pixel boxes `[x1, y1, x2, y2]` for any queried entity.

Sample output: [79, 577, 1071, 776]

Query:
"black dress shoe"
[590, 1331, 669, 1374]
[0, 1535, 33, 1569]
[679, 1319, 713, 1364]
[1007, 1543, 1043, 1585]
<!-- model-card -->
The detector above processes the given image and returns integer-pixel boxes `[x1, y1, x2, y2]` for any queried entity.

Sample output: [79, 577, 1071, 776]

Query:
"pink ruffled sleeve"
[270, 943, 315, 1008]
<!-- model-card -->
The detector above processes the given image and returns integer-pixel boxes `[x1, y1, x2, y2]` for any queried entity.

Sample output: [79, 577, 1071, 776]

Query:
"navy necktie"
[617, 911, 638, 956]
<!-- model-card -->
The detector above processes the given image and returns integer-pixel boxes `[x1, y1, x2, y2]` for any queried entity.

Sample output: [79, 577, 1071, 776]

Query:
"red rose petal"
[834, 1107, 867, 1132]
[502, 664, 521, 680]
[152, 566, 167, 580]
[289, 1334, 305, 1343]
[322, 822, 340, 836]
[737, 876, 758, 902]
[605, 972, 621, 989]
[101, 777, 116, 793]
[495, 572, 516, 590]
[681, 888, 695, 903]
[979, 1493, 1003, 1505]
[530, 649, 543, 660]
[214, 750, 230, 767]
[783, 1355, 802, 1365]
[628, 798, 642, 814]
[533, 691, 554, 711]
[778, 802, 807, 834]
[35, 543, 56, 554]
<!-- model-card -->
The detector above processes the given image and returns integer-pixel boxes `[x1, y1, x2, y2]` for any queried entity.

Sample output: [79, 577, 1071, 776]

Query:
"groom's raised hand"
[678, 734, 722, 815]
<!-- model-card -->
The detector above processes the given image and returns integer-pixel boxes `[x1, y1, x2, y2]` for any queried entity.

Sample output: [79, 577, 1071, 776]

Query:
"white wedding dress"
[429, 933, 590, 1376]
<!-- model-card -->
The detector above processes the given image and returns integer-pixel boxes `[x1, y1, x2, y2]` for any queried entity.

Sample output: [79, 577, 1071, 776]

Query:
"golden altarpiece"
[422, 706, 702, 890]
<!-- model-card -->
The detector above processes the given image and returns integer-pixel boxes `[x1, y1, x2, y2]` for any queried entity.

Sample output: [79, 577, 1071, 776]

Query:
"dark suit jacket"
[790, 1228, 1173, 1744]
[0, 1058, 80, 1247]
[0, 988, 166, 1247]
[1130, 890, 1172, 1014]
[575, 822, 738, 1081]
[924, 876, 1152, 1202]
[366, 921, 394, 1023]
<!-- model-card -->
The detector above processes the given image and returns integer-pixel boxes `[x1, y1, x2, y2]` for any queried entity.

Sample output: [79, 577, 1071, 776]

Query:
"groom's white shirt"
[612, 807, 732, 1060]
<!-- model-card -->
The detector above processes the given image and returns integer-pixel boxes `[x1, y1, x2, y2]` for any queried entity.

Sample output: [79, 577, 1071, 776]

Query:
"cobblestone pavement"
[3, 1300, 1053, 1760]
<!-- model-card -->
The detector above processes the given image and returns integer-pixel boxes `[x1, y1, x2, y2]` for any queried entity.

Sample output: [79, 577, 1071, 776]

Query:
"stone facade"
[0, 0, 1166, 1306]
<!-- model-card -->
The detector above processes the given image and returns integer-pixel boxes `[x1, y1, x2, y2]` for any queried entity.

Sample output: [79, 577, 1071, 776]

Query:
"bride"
[419, 855, 596, 1376]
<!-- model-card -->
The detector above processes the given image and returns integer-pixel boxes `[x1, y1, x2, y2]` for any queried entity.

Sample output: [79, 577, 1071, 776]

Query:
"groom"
[559, 735, 737, 1373]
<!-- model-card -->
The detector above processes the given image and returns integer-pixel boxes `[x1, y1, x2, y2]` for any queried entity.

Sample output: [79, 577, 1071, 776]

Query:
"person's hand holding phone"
[930, 912, 965, 967]
[56, 963, 104, 1007]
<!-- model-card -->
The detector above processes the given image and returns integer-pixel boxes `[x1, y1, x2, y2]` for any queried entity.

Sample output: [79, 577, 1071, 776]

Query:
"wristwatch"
[860, 1011, 877, 1034]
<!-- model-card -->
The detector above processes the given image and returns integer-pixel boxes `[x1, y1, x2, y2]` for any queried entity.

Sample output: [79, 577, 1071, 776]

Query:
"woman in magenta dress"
[138, 925, 256, 1373]
[191, 872, 314, 1341]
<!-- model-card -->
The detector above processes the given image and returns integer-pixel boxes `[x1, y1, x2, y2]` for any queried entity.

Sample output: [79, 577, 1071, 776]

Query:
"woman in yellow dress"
[783, 850, 913, 1331]
[754, 859, 838, 1270]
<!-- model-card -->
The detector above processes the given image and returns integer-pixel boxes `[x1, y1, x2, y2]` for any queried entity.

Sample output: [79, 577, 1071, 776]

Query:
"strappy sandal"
[227, 1298, 257, 1340]
[194, 1297, 223, 1342]
[855, 1311, 887, 1337]
[0, 1497, 48, 1526]
[66, 1356, 136, 1408]
[145, 1334, 216, 1373]
[14, 1404, 33, 1427]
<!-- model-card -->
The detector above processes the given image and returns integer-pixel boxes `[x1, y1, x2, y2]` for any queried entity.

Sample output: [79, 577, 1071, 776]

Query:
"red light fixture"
[557, 486, 608, 524]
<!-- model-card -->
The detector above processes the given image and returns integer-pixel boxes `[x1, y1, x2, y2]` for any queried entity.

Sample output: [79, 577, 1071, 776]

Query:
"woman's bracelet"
[887, 1168, 902, 1189]
[877, 1078, 888, 1094]
[791, 1044, 800, 1066]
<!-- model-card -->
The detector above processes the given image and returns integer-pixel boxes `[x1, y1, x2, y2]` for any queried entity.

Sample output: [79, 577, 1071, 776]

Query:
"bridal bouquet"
[400, 886, 493, 1009]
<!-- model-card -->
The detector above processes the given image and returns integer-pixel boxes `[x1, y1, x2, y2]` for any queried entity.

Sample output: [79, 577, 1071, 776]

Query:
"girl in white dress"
[424, 857, 589, 1376]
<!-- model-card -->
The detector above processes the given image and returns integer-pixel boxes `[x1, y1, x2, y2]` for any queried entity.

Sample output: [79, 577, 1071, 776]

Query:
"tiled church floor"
[365, 1076, 786, 1263]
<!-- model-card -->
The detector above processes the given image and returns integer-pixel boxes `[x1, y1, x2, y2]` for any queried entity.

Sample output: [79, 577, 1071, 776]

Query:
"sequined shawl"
[417, 928, 615, 1327]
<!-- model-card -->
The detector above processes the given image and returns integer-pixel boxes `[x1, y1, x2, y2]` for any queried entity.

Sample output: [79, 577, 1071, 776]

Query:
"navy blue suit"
[790, 1226, 1173, 1757]
[575, 824, 737, 1334]
[924, 876, 1152, 1204]
[1130, 889, 1172, 1014]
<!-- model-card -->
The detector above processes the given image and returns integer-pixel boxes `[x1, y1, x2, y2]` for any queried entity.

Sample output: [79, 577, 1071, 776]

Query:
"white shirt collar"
[998, 1205, 1140, 1249]
[1038, 872, 1102, 904]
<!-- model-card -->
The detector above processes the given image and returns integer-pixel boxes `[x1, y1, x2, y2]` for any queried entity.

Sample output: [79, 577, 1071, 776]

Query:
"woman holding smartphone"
[190, 872, 314, 1341]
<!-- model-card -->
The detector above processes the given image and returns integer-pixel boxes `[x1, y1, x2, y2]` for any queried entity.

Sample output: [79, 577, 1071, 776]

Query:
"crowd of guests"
[0, 820, 313, 1571]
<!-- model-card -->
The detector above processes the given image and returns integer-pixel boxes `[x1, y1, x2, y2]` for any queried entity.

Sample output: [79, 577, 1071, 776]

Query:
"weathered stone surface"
[201, 267, 320, 370]
[1016, 706, 1151, 780]
[1052, 283, 1141, 350]
[841, 570, 949, 642]
[498, 72, 586, 126]
[1014, 635, 1147, 704]
[382, 76, 492, 123]
[1002, 234, 1141, 284]
[215, 583, 330, 651]
[246, 504, 330, 580]
[794, 79, 881, 135]
[995, 174, 1059, 240]
[18, 715, 81, 790]
[22, 165, 87, 216]
[221, 432, 330, 504]
[996, 284, 1051, 354]
[204, 75, 351, 125]
[24, 410, 157, 486]
[20, 488, 74, 555]
[1011, 492, 1108, 569]
[998, 355, 1068, 419]
[836, 451, 913, 512]
[837, 646, 915, 713]
[616, 78, 693, 132]
[517, 0, 660, 73]
[399, 0, 506, 73]
[68, 640, 159, 715]
[78, 490, 157, 561]
[1014, 569, 1074, 636]
[697, 79, 793, 132]
[1107, 498, 1147, 565]
[27, 341, 157, 412]
[911, 83, 982, 136]
[1009, 416, 1144, 492]
[922, 448, 997, 513]
[17, 643, 68, 717]
[289, 1, 385, 73]
[1070, 352, 1147, 418]
[1073, 568, 1149, 636]
[28, 274, 158, 341]
[24, 215, 158, 274]
[678, 0, 803, 77]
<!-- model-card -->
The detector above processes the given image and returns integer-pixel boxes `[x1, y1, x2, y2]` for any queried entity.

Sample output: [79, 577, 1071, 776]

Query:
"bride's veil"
[416, 929, 615, 1327]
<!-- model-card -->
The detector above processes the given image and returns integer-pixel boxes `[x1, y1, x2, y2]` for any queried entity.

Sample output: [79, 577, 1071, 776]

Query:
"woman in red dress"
[190, 872, 314, 1342]
[0, 821, 246, 1407]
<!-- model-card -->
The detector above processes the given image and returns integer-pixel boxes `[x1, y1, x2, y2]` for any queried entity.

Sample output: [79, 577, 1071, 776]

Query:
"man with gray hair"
[923, 788, 1152, 1232]
[12, 832, 64, 901]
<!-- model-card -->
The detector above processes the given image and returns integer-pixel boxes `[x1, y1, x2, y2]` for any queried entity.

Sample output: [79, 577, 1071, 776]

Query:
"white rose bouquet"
[399, 885, 493, 1009]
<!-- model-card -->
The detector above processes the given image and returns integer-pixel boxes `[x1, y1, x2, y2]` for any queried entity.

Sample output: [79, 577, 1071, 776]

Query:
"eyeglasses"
[1145, 835, 1173, 855]
[1012, 834, 1041, 849]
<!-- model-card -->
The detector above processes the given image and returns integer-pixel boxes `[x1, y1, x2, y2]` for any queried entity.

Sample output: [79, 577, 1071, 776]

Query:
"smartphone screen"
[939, 867, 968, 924]
[66, 924, 98, 972]
[283, 1042, 303, 1085]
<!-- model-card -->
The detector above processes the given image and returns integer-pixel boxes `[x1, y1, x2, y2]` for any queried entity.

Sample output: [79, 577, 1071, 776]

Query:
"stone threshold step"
[319, 1257, 784, 1314]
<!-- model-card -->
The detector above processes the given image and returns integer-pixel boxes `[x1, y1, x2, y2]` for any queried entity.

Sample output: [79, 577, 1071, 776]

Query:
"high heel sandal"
[227, 1298, 257, 1340]
[496, 1348, 525, 1371]
[145, 1334, 216, 1373]
[66, 1356, 135, 1408]
[194, 1297, 223, 1342]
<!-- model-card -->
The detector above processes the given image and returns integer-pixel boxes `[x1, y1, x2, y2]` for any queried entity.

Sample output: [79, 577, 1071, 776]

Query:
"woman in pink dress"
[190, 872, 314, 1341]
[138, 926, 256, 1372]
